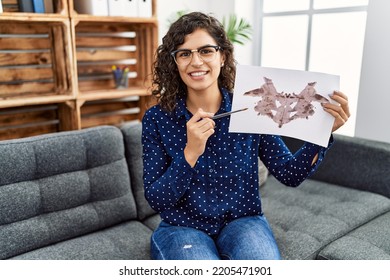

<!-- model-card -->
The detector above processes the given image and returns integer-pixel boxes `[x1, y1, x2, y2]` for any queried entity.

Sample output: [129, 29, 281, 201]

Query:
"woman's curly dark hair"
[151, 12, 236, 112]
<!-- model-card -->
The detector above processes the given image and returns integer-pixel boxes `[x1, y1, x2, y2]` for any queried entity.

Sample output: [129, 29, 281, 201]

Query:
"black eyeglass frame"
[170, 45, 222, 65]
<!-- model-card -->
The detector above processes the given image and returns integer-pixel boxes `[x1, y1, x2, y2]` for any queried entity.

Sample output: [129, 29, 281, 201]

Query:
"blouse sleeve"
[141, 111, 196, 212]
[259, 134, 333, 187]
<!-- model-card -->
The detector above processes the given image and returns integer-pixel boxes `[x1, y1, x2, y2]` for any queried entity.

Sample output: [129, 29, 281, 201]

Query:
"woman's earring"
[221, 63, 224, 67]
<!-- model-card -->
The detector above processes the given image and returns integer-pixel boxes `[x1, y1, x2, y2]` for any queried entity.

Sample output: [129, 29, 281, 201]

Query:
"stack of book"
[74, 0, 152, 17]
[18, 0, 53, 13]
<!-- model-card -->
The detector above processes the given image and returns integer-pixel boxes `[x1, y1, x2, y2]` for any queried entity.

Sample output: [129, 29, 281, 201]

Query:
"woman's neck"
[186, 88, 222, 114]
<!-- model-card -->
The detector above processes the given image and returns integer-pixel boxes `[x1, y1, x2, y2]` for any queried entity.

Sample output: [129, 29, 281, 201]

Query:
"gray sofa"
[1, 121, 389, 260]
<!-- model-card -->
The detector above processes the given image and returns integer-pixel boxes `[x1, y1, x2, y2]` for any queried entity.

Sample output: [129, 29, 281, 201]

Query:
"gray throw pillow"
[259, 159, 269, 187]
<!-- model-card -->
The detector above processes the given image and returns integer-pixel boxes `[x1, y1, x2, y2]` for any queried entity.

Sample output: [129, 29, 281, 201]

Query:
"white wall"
[157, 0, 233, 43]
[156, 0, 256, 64]
[355, 0, 390, 143]
[233, 0, 257, 65]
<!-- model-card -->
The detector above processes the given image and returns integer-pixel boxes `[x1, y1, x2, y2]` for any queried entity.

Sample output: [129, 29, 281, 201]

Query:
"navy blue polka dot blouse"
[142, 88, 333, 235]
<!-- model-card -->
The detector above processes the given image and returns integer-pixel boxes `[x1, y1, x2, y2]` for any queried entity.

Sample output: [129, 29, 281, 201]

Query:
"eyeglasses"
[170, 45, 222, 66]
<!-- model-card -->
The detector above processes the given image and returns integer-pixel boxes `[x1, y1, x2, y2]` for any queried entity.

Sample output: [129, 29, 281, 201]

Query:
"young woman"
[142, 12, 350, 260]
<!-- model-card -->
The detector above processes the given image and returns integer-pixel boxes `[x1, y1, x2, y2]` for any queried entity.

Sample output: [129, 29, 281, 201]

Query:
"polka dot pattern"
[141, 88, 332, 235]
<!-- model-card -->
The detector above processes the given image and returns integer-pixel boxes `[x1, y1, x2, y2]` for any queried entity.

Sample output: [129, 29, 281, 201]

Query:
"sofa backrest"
[0, 126, 137, 259]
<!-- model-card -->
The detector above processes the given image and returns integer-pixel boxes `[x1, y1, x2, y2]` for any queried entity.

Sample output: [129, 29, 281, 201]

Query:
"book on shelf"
[108, 0, 137, 17]
[0, 0, 3, 13]
[44, 0, 53, 13]
[32, 0, 45, 13]
[18, 0, 52, 14]
[124, 0, 138, 17]
[107, 0, 122, 16]
[138, 0, 152, 17]
[74, 0, 109, 16]
[18, 0, 34, 12]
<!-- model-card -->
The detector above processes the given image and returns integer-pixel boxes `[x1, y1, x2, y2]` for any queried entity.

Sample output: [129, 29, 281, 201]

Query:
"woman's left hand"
[322, 91, 351, 132]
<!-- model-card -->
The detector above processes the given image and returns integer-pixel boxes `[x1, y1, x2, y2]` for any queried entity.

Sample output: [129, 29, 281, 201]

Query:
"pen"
[211, 107, 248, 120]
[112, 65, 122, 88]
[120, 67, 129, 88]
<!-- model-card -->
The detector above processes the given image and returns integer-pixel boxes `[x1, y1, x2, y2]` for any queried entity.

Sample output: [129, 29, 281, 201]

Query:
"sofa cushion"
[142, 213, 161, 230]
[260, 175, 390, 260]
[10, 221, 152, 260]
[121, 121, 156, 221]
[0, 126, 137, 259]
[318, 211, 390, 260]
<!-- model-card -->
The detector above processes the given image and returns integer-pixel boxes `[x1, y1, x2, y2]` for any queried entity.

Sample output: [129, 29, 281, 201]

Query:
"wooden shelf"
[70, 14, 158, 25]
[78, 87, 150, 102]
[0, 13, 68, 21]
[0, 95, 74, 109]
[0, 0, 157, 140]
[0, 19, 74, 107]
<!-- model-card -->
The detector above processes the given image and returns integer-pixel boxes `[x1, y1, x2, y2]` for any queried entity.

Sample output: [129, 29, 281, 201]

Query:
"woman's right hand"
[184, 108, 215, 167]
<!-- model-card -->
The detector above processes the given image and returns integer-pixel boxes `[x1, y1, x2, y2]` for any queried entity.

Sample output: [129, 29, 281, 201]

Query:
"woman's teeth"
[190, 71, 207, 77]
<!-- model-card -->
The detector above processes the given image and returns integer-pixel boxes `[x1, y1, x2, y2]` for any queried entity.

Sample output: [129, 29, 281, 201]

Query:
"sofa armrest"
[120, 121, 156, 221]
[310, 134, 390, 198]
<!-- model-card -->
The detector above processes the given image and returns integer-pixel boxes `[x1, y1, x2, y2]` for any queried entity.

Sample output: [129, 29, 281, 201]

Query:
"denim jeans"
[151, 215, 282, 260]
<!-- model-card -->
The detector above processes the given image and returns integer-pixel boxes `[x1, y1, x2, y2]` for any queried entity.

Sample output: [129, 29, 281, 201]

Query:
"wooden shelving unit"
[0, 0, 158, 140]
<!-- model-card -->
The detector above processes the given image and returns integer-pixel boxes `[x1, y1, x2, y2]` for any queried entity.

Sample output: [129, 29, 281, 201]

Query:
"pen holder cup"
[113, 70, 129, 89]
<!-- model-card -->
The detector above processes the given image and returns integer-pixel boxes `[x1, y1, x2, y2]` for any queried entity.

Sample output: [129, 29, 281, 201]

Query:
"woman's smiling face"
[175, 28, 225, 95]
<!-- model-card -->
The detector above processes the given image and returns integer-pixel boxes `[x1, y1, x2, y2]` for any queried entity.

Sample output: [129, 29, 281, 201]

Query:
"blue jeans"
[151, 215, 282, 260]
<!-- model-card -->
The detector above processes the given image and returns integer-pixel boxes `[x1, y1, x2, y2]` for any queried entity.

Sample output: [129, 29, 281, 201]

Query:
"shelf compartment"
[0, 0, 68, 16]
[80, 96, 141, 128]
[0, 20, 73, 106]
[0, 103, 61, 140]
[72, 20, 156, 96]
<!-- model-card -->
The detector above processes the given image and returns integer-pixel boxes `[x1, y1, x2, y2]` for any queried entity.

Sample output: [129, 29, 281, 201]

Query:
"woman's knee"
[217, 215, 282, 260]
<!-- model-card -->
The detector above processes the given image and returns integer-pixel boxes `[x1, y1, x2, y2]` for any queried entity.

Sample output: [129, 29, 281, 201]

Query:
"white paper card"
[229, 65, 339, 147]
